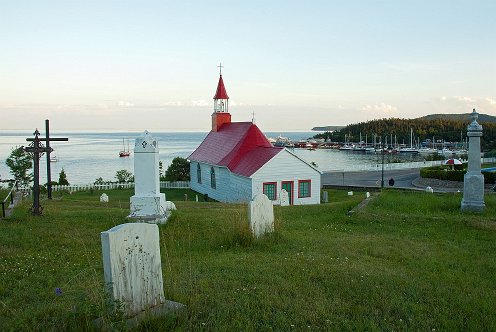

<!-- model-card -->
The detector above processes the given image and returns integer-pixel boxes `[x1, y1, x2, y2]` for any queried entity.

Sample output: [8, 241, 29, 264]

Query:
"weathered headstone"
[347, 191, 353, 196]
[322, 191, 329, 203]
[99, 223, 184, 325]
[461, 109, 485, 212]
[366, 192, 370, 198]
[248, 194, 274, 238]
[100, 193, 109, 202]
[425, 186, 434, 193]
[101, 223, 164, 315]
[279, 189, 289, 206]
[129, 131, 173, 223]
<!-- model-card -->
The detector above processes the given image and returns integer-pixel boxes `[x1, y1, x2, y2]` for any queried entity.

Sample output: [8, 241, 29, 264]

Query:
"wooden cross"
[218, 62, 223, 75]
[25, 123, 68, 215]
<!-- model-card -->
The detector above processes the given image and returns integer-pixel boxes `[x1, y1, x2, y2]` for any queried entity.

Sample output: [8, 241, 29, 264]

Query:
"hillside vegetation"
[0, 188, 495, 330]
[314, 114, 496, 151]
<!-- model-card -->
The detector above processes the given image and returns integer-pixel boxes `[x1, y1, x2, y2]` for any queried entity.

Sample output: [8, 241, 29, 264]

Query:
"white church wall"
[252, 150, 321, 205]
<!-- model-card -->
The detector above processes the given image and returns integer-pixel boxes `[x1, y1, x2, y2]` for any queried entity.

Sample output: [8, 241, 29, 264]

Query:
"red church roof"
[213, 75, 229, 100]
[189, 122, 283, 177]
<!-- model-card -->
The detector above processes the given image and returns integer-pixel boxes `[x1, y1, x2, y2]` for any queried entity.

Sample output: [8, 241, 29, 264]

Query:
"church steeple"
[212, 63, 231, 132]
[213, 63, 229, 113]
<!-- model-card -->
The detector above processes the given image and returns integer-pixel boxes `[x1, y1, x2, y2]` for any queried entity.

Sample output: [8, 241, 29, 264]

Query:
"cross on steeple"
[217, 62, 223, 75]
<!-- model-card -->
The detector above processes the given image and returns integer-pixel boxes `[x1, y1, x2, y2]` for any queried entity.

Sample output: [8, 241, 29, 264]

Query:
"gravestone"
[366, 192, 370, 198]
[461, 109, 485, 212]
[100, 193, 109, 202]
[347, 191, 353, 196]
[322, 191, 329, 203]
[101, 223, 164, 315]
[248, 194, 274, 238]
[279, 189, 289, 206]
[129, 131, 172, 223]
[100, 223, 184, 325]
[425, 186, 433, 193]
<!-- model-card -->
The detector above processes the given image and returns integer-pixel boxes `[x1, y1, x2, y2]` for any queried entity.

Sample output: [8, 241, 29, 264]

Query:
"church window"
[263, 182, 277, 200]
[197, 163, 202, 184]
[210, 167, 216, 189]
[298, 180, 311, 198]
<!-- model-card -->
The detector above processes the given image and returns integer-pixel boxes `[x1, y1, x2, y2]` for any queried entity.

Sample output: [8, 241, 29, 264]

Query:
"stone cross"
[461, 109, 485, 211]
[279, 189, 289, 206]
[248, 194, 274, 238]
[101, 223, 165, 316]
[129, 131, 169, 223]
[24, 127, 68, 215]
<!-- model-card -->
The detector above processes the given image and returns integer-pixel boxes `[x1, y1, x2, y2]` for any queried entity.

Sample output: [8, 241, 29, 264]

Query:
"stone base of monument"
[129, 193, 170, 224]
[461, 173, 485, 212]
[93, 300, 186, 329]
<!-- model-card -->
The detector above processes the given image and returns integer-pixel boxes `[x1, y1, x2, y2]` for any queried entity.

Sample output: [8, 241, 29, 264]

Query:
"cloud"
[191, 99, 209, 107]
[117, 101, 134, 107]
[454, 96, 476, 103]
[361, 102, 398, 114]
[486, 98, 496, 105]
[436, 96, 496, 114]
[160, 101, 184, 106]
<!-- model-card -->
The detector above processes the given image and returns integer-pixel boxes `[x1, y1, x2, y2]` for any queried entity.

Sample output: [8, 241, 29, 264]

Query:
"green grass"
[0, 188, 495, 331]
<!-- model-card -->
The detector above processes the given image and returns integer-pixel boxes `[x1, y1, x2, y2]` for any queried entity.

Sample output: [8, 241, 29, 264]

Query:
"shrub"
[421, 165, 496, 184]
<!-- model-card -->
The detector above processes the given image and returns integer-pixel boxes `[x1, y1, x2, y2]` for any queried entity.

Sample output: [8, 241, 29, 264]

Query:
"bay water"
[0, 131, 424, 185]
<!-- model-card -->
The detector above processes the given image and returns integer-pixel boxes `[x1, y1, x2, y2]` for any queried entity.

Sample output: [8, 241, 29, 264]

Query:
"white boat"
[50, 155, 58, 162]
[399, 128, 419, 154]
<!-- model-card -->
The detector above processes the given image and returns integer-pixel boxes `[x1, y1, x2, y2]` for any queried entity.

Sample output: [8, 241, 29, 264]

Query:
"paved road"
[322, 168, 420, 189]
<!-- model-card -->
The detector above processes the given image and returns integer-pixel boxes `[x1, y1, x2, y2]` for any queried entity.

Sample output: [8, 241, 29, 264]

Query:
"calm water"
[0, 131, 424, 185]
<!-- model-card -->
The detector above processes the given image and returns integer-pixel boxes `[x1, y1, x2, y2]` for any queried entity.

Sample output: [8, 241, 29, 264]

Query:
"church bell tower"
[212, 63, 231, 132]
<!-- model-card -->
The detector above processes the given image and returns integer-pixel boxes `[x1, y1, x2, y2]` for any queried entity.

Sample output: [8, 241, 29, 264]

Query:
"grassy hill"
[0, 189, 495, 330]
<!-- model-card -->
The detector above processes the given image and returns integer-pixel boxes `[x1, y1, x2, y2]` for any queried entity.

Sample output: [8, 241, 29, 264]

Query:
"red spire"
[213, 75, 229, 100]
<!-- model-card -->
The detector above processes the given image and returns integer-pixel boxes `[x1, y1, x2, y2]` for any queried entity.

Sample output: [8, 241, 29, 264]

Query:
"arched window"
[210, 167, 216, 189]
[197, 163, 202, 184]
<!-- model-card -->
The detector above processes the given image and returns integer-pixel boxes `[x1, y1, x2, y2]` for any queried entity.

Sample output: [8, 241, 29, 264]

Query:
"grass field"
[0, 188, 495, 331]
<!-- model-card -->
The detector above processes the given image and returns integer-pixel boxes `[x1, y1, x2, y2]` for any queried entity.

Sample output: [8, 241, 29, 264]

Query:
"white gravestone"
[101, 223, 165, 316]
[129, 131, 172, 223]
[100, 193, 109, 203]
[322, 191, 329, 203]
[248, 194, 274, 238]
[366, 192, 370, 198]
[279, 189, 289, 206]
[461, 109, 485, 212]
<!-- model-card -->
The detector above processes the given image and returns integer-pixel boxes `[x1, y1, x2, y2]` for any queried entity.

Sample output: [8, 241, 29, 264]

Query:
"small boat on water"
[50, 155, 58, 162]
[119, 138, 130, 157]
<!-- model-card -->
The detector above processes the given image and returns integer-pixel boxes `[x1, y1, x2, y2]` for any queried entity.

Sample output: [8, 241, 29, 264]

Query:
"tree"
[115, 169, 133, 183]
[5, 146, 32, 188]
[165, 157, 190, 181]
[58, 168, 69, 185]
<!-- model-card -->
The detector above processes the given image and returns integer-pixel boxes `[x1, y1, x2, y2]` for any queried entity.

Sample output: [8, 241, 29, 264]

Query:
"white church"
[188, 71, 321, 205]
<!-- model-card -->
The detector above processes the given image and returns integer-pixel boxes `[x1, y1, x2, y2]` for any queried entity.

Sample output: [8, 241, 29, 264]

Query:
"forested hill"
[418, 113, 496, 123]
[313, 113, 496, 151]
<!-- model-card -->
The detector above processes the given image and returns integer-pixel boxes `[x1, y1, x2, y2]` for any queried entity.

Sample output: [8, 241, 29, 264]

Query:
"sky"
[1, 0, 495, 132]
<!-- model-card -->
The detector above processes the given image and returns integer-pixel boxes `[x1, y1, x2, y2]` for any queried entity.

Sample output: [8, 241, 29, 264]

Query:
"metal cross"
[218, 62, 223, 75]
[25, 123, 68, 215]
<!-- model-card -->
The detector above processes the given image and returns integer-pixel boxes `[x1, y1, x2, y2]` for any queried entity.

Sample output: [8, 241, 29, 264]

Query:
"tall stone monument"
[461, 109, 485, 212]
[129, 131, 169, 223]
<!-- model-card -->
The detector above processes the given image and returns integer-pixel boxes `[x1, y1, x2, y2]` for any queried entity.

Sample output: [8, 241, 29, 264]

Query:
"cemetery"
[0, 186, 495, 330]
